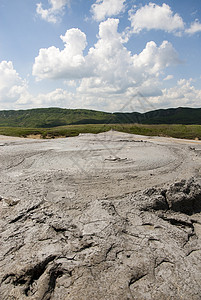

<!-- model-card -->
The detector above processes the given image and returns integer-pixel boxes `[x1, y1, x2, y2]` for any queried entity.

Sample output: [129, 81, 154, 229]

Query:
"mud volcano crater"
[0, 131, 201, 300]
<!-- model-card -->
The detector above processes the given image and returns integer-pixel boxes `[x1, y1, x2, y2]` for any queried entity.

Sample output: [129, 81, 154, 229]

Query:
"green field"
[0, 123, 201, 140]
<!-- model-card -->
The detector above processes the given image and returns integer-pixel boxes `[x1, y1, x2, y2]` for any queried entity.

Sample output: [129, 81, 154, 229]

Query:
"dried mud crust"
[0, 132, 201, 300]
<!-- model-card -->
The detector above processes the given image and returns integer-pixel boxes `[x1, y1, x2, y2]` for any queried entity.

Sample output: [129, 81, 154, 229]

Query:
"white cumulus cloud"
[0, 61, 28, 104]
[91, 0, 126, 22]
[164, 75, 174, 81]
[36, 0, 70, 23]
[32, 28, 90, 80]
[133, 40, 181, 75]
[185, 20, 201, 34]
[129, 3, 184, 34]
[33, 18, 181, 103]
[31, 88, 74, 107]
[149, 79, 201, 109]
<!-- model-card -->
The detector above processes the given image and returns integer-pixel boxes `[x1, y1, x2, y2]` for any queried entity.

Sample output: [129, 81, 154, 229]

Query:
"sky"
[0, 0, 201, 112]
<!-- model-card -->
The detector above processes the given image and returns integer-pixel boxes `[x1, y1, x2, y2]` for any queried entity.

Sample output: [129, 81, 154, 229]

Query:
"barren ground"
[0, 131, 201, 299]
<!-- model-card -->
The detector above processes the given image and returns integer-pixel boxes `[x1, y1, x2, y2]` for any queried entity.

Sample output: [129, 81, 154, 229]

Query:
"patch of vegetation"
[115, 124, 201, 140]
[0, 124, 201, 140]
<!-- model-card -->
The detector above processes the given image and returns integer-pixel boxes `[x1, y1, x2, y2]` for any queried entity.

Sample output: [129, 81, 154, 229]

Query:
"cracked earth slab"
[0, 131, 201, 300]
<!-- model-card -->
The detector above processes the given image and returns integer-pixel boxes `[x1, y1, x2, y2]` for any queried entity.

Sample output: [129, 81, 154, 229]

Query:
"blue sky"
[0, 0, 201, 112]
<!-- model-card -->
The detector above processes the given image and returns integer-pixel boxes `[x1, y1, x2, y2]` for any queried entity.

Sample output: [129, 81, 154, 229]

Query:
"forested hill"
[0, 108, 112, 128]
[0, 107, 200, 128]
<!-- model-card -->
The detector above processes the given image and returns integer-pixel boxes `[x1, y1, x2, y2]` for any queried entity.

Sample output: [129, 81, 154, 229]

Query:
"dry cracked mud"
[0, 131, 201, 300]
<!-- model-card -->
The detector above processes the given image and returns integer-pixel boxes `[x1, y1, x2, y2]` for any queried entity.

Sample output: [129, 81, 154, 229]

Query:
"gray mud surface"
[0, 131, 201, 299]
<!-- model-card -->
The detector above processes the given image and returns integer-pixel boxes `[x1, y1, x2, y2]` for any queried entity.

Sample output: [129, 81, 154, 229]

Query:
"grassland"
[0, 123, 201, 140]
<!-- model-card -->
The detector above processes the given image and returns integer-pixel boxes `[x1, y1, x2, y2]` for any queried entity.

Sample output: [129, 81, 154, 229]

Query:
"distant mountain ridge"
[0, 107, 200, 128]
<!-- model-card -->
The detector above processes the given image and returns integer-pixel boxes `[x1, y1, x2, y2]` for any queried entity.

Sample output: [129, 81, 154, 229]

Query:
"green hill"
[114, 107, 201, 125]
[0, 107, 201, 128]
[0, 108, 113, 128]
